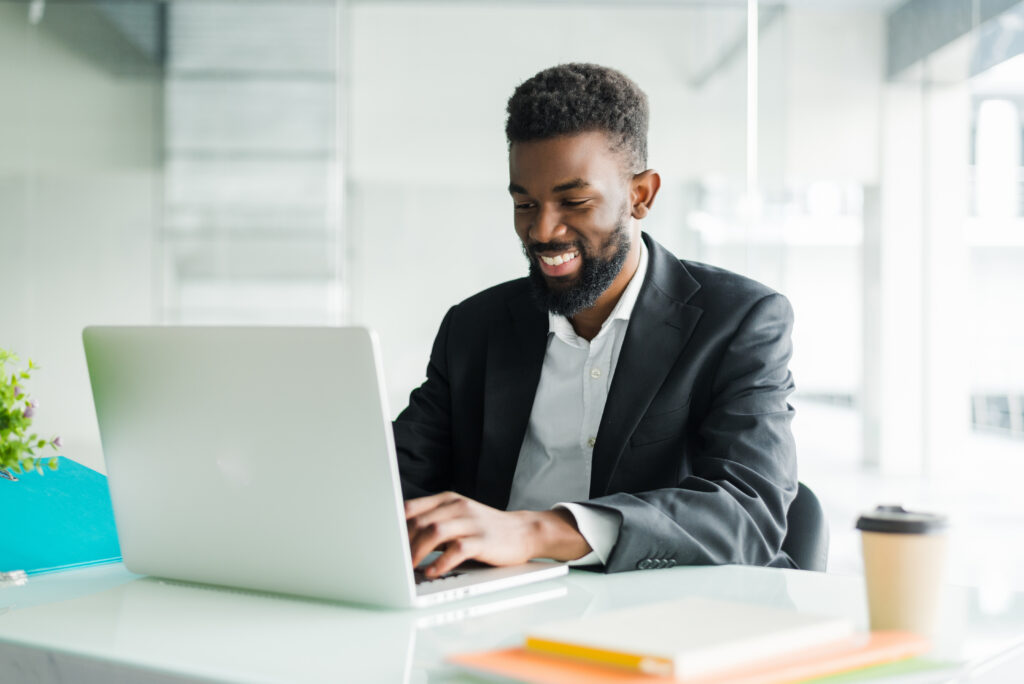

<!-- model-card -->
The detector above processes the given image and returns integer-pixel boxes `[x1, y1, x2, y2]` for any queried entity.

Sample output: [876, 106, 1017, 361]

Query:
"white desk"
[1, 563, 1022, 683]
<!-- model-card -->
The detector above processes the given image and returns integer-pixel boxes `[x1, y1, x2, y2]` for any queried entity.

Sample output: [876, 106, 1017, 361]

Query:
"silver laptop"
[82, 326, 567, 608]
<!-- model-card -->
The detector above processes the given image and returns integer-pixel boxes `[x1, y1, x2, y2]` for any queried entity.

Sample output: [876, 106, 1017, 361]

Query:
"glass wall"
[162, 2, 343, 325]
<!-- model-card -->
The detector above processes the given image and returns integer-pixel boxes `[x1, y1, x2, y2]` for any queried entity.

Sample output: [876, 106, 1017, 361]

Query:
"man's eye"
[514, 202, 535, 210]
[563, 199, 589, 207]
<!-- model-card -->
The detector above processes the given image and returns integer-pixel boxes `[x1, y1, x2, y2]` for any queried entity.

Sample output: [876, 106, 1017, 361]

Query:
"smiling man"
[396, 63, 798, 577]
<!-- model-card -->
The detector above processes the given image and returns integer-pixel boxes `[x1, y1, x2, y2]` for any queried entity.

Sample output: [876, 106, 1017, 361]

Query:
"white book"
[525, 596, 855, 680]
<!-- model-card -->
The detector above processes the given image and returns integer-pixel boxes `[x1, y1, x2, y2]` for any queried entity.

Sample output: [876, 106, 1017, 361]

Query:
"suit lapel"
[477, 289, 548, 509]
[590, 236, 704, 498]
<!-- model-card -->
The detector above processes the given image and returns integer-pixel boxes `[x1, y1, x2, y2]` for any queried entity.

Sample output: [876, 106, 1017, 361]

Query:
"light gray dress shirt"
[507, 241, 650, 565]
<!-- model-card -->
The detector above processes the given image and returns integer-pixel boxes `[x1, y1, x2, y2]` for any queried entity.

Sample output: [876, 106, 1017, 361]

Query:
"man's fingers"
[404, 491, 461, 519]
[407, 495, 470, 535]
[425, 537, 475, 578]
[406, 495, 473, 559]
[409, 517, 476, 568]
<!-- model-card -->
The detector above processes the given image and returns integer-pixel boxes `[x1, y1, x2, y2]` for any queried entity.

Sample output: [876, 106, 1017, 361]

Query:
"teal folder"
[0, 456, 122, 575]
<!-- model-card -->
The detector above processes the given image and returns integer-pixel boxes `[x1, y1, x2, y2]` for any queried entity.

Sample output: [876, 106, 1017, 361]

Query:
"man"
[396, 63, 797, 578]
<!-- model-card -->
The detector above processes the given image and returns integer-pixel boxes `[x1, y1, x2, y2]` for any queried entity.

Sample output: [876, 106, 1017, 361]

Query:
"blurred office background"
[1, 0, 1022, 592]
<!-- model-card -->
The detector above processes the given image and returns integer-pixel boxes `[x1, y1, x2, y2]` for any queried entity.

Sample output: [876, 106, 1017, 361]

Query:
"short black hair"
[505, 63, 649, 174]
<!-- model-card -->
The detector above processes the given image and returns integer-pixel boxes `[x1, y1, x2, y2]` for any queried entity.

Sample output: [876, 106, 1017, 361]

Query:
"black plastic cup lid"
[855, 505, 949, 534]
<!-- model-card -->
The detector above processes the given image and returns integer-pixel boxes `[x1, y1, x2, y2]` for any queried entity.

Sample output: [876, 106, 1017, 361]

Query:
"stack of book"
[450, 597, 932, 683]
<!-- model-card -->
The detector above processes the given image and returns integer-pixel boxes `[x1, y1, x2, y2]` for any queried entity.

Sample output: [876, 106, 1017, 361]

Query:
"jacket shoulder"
[679, 259, 782, 307]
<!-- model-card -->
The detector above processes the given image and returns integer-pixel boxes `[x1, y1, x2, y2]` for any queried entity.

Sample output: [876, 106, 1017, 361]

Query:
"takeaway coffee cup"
[856, 505, 949, 636]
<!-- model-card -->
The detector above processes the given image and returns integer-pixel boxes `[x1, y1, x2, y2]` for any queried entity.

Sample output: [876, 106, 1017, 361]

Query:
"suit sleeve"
[583, 293, 798, 573]
[392, 306, 456, 499]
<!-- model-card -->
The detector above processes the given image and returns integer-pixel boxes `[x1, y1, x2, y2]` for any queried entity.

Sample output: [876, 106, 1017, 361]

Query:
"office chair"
[781, 482, 829, 572]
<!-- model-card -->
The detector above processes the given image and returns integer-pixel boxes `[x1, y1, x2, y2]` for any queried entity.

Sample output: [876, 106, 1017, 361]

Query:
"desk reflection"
[4, 564, 1021, 683]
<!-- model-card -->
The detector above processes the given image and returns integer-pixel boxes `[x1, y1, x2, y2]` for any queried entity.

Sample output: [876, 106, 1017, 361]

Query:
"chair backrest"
[781, 482, 829, 572]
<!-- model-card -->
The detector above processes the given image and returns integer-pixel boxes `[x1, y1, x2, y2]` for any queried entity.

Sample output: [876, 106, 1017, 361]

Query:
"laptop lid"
[83, 326, 419, 608]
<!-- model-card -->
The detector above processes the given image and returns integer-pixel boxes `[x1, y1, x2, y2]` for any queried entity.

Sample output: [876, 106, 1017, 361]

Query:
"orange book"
[449, 631, 931, 684]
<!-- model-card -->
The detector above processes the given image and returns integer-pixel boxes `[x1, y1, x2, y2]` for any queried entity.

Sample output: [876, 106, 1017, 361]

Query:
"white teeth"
[540, 252, 578, 266]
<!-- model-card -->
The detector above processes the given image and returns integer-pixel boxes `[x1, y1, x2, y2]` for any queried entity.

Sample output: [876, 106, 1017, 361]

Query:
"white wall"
[0, 3, 161, 472]
[348, 3, 750, 186]
[779, 10, 883, 184]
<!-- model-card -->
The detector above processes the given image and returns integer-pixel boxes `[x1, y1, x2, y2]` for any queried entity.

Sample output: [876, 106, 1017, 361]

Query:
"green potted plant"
[0, 348, 60, 481]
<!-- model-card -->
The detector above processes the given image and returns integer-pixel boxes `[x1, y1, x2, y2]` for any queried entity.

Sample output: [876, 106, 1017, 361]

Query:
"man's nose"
[529, 205, 567, 244]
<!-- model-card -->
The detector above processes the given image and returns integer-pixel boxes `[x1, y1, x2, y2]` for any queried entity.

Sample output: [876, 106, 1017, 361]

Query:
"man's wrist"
[518, 509, 592, 561]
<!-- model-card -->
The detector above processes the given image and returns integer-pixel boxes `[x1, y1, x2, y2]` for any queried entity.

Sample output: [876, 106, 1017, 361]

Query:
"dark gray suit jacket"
[394, 234, 798, 573]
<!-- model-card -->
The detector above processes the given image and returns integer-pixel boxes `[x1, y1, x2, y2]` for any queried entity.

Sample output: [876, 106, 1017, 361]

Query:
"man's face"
[508, 131, 637, 317]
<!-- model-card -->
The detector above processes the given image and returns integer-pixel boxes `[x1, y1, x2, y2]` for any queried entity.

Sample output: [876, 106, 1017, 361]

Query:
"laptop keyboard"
[414, 568, 466, 585]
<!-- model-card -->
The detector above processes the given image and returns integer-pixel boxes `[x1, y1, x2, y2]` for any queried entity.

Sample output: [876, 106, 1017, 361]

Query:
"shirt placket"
[581, 334, 610, 468]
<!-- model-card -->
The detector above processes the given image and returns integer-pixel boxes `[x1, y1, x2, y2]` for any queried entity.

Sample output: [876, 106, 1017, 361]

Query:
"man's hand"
[405, 491, 592, 578]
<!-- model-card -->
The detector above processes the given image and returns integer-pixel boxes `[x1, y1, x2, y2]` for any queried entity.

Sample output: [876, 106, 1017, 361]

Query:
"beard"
[525, 218, 632, 318]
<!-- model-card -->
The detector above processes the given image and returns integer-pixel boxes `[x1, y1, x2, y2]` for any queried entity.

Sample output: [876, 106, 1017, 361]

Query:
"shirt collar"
[548, 239, 649, 343]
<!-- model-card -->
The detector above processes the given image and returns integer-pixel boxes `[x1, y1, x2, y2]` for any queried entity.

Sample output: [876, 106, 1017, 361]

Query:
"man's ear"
[630, 169, 661, 220]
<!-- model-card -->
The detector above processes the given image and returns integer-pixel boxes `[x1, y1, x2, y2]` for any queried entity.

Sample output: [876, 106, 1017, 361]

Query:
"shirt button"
[587, 437, 596, 448]
[590, 368, 602, 379]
